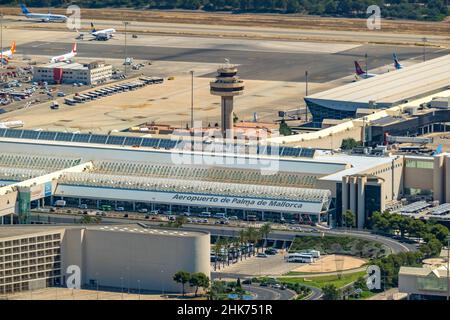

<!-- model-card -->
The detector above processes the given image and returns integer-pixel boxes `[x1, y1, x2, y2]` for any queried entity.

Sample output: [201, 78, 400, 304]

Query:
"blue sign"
[44, 182, 52, 197]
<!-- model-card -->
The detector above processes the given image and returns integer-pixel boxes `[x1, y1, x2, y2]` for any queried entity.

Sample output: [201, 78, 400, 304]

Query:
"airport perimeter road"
[242, 285, 296, 301]
[29, 212, 415, 254]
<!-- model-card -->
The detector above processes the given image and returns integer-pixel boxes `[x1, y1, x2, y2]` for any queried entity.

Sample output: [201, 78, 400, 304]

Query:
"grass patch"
[289, 236, 388, 259]
[279, 271, 366, 289]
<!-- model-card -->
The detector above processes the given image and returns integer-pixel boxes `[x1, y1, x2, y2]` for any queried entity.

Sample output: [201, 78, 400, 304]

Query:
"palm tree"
[245, 227, 259, 256]
[213, 237, 223, 271]
[259, 223, 272, 251]
[238, 229, 247, 260]
[232, 237, 241, 263]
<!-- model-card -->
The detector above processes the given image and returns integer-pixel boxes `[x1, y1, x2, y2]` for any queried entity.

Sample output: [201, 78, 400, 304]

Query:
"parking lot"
[213, 251, 305, 277]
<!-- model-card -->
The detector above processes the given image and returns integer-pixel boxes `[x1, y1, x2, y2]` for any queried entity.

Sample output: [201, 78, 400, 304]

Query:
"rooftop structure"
[305, 55, 450, 122]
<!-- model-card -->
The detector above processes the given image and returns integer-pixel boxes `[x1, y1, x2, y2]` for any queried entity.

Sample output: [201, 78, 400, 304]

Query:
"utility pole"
[305, 70, 308, 122]
[123, 21, 129, 75]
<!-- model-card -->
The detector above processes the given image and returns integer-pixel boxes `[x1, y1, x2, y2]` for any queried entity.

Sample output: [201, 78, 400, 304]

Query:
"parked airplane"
[50, 43, 77, 63]
[76, 23, 116, 41]
[20, 4, 67, 22]
[0, 41, 16, 64]
[90, 23, 116, 40]
[354, 61, 377, 79]
[393, 53, 403, 70]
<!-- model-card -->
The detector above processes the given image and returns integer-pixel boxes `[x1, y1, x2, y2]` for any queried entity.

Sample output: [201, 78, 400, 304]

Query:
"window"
[406, 160, 433, 169]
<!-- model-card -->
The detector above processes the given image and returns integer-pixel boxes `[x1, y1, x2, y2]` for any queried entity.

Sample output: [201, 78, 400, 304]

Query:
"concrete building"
[305, 55, 450, 122]
[2, 127, 450, 228]
[399, 248, 450, 300]
[33, 60, 112, 85]
[0, 224, 210, 295]
[210, 63, 245, 138]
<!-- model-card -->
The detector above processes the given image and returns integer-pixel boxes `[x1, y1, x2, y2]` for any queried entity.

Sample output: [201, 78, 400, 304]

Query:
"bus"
[247, 214, 257, 221]
[286, 253, 315, 263]
[101, 204, 112, 211]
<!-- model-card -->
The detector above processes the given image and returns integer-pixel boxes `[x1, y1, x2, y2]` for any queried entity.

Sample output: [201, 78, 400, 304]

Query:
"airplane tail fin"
[354, 61, 364, 75]
[72, 43, 77, 54]
[10, 41, 16, 54]
[20, 3, 30, 14]
[393, 53, 402, 70]
[90, 22, 96, 33]
[433, 144, 443, 155]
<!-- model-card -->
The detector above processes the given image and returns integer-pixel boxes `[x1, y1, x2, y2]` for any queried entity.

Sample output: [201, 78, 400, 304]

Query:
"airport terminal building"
[1, 129, 450, 229]
[305, 55, 450, 122]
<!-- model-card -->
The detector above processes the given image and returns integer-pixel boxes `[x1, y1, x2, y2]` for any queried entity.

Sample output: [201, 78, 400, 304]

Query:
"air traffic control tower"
[210, 62, 245, 138]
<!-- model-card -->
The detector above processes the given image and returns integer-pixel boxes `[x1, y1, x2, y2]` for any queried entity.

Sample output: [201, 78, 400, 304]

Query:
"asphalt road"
[18, 41, 449, 82]
[29, 211, 415, 254]
[242, 284, 296, 300]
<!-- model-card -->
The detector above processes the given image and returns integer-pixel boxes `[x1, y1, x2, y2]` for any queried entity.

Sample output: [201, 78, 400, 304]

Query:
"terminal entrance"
[34, 195, 324, 225]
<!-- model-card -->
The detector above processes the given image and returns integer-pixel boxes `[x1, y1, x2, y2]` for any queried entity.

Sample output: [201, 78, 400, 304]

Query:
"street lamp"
[137, 279, 141, 300]
[1, 13, 3, 69]
[190, 70, 194, 130]
[364, 53, 368, 78]
[120, 277, 124, 300]
[123, 21, 130, 75]
[305, 70, 308, 122]
[422, 37, 427, 62]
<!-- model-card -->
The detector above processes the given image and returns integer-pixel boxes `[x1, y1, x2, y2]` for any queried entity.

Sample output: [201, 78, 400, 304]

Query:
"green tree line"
[5, 0, 448, 21]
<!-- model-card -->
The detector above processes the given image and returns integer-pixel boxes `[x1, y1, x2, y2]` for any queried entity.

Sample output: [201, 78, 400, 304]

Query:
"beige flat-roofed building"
[33, 61, 112, 85]
[0, 225, 210, 295]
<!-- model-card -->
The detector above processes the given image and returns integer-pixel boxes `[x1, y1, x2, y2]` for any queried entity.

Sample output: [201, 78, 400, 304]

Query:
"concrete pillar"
[357, 177, 366, 229]
[221, 96, 234, 138]
[133, 202, 136, 211]
[349, 177, 357, 217]
[342, 177, 349, 213]
[10, 214, 13, 225]
[96, 200, 100, 209]
[1, 215, 3, 225]
[433, 155, 445, 203]
[261, 211, 265, 221]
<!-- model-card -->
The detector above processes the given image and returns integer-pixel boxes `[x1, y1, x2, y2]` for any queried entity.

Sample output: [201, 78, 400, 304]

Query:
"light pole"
[422, 37, 427, 62]
[190, 70, 194, 130]
[123, 21, 130, 75]
[120, 277, 124, 300]
[1, 13, 3, 69]
[137, 280, 141, 300]
[305, 70, 308, 122]
[364, 53, 368, 78]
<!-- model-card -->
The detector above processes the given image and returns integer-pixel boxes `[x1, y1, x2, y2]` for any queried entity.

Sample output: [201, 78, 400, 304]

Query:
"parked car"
[168, 215, 176, 221]
[78, 204, 88, 209]
[182, 212, 191, 216]
[265, 248, 278, 255]
[257, 253, 268, 258]
[149, 210, 159, 215]
[116, 207, 125, 211]
[137, 208, 148, 213]
[228, 216, 239, 220]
